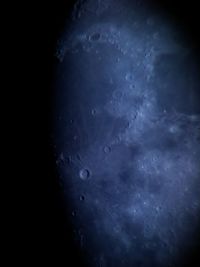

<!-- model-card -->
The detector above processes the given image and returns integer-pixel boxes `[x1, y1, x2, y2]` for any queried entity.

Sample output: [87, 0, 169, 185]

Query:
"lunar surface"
[53, 0, 200, 266]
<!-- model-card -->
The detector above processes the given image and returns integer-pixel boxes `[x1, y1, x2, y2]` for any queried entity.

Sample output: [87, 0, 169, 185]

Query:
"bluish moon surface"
[53, 1, 200, 266]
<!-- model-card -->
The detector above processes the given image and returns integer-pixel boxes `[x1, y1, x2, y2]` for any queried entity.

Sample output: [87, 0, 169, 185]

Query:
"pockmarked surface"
[53, 1, 200, 266]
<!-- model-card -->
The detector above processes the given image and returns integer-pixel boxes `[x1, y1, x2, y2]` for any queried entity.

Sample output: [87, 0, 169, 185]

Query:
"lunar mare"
[54, 0, 200, 266]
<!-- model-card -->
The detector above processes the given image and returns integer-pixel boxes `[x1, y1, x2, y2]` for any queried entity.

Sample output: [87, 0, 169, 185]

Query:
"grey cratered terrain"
[54, 0, 200, 266]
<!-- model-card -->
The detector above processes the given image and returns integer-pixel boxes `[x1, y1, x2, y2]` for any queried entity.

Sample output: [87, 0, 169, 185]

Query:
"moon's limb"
[54, 1, 200, 266]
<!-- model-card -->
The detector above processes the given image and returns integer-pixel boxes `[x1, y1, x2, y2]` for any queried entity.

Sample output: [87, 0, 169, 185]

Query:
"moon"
[52, 0, 200, 266]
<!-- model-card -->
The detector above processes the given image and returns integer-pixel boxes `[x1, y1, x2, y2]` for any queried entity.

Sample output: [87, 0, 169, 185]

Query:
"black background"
[28, 0, 200, 266]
